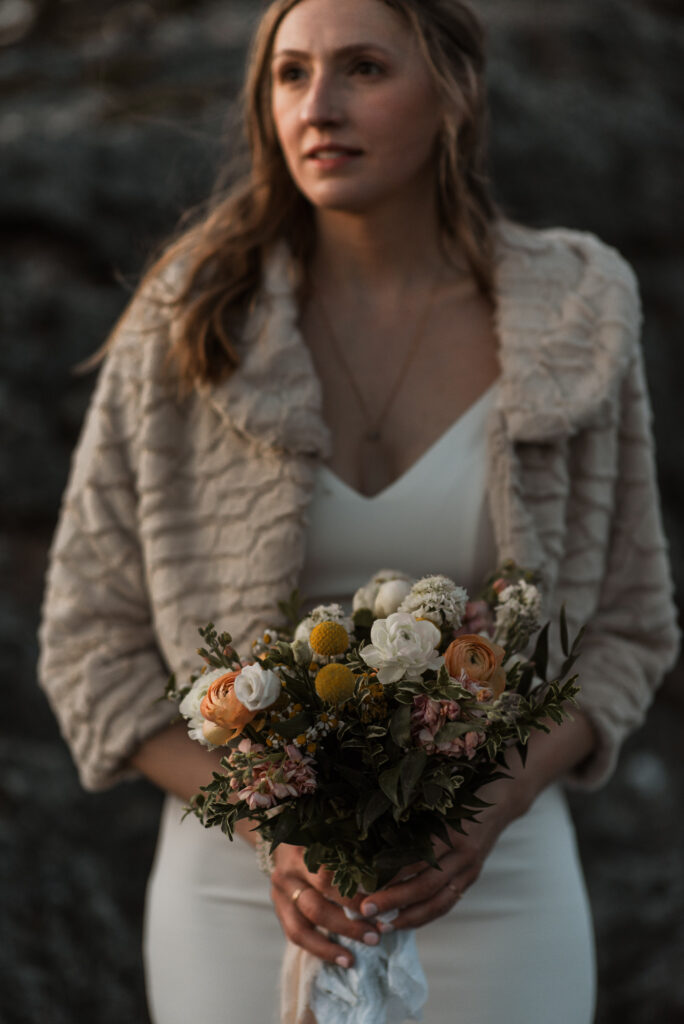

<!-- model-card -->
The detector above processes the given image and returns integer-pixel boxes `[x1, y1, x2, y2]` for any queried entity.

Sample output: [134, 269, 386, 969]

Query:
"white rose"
[234, 663, 281, 711]
[374, 579, 412, 618]
[360, 612, 443, 685]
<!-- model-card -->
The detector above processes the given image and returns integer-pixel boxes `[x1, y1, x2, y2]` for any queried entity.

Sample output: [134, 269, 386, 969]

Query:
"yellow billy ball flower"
[315, 663, 356, 704]
[309, 621, 350, 657]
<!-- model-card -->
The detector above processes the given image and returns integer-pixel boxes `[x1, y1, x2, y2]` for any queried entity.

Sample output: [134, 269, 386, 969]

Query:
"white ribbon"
[309, 908, 427, 1024]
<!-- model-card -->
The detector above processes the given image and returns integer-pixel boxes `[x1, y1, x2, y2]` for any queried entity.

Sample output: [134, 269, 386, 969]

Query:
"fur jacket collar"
[203, 221, 639, 457]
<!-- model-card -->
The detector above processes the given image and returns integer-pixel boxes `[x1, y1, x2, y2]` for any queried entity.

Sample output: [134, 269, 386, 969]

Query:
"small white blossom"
[234, 663, 281, 711]
[399, 575, 468, 629]
[493, 581, 541, 647]
[179, 669, 225, 747]
[360, 611, 443, 685]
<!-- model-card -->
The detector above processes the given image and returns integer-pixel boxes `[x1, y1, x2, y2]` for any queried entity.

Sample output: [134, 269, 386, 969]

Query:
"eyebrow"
[272, 43, 393, 62]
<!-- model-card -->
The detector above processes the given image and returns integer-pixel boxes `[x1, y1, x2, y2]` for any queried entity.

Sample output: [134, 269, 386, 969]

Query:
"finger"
[273, 881, 380, 945]
[360, 854, 459, 917]
[314, 879, 371, 913]
[389, 877, 469, 931]
[388, 860, 430, 884]
[271, 886, 356, 967]
[271, 885, 381, 967]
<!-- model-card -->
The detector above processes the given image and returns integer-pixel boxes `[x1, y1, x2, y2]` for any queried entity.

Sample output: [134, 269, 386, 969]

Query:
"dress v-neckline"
[321, 380, 498, 502]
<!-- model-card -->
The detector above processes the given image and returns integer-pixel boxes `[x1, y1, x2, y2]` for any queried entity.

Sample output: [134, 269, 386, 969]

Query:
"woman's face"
[270, 0, 443, 216]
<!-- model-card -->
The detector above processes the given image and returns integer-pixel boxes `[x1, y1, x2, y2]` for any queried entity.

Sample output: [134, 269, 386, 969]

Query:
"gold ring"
[291, 886, 305, 906]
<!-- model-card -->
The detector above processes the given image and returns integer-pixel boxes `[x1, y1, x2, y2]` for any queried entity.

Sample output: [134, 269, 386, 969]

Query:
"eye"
[276, 63, 307, 84]
[351, 58, 385, 77]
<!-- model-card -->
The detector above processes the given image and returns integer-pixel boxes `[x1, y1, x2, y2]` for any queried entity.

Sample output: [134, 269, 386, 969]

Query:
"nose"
[300, 71, 342, 127]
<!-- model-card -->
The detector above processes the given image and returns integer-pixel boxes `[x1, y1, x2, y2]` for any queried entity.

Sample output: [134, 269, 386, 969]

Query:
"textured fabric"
[299, 383, 497, 606]
[309, 923, 427, 1024]
[38, 221, 680, 792]
[144, 784, 595, 1024]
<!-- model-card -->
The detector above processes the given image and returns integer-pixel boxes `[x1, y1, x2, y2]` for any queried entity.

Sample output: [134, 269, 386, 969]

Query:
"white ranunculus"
[234, 663, 281, 711]
[360, 612, 443, 685]
[179, 669, 225, 746]
[374, 579, 412, 618]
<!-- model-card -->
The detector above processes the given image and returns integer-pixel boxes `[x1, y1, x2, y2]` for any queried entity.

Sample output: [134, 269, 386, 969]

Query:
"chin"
[303, 185, 386, 216]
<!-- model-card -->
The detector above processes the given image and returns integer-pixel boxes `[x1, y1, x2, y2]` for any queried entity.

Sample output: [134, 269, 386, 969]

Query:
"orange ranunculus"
[443, 634, 506, 698]
[200, 669, 256, 740]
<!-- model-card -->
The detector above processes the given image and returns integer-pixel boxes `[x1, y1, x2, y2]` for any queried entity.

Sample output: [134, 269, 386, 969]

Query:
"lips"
[305, 144, 363, 159]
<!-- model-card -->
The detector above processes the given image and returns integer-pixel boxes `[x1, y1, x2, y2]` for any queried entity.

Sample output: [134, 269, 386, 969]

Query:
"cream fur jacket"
[38, 222, 680, 792]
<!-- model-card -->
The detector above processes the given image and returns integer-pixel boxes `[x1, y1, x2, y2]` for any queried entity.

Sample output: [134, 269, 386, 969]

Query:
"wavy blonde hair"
[136, 0, 498, 389]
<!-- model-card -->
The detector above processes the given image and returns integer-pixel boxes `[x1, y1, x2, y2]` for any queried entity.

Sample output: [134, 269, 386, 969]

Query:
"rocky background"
[1, 0, 683, 1021]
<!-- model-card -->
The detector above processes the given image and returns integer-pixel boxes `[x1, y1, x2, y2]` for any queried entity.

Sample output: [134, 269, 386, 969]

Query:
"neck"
[309, 191, 465, 302]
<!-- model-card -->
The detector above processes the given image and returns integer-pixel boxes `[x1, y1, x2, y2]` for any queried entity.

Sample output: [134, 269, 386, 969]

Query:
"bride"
[38, 0, 679, 1021]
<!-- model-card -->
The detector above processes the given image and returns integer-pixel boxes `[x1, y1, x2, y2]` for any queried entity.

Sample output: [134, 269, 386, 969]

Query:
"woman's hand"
[359, 779, 523, 930]
[357, 709, 598, 929]
[270, 845, 381, 968]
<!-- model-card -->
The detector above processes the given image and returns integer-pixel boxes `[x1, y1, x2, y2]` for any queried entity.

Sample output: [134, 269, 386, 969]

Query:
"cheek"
[366, 87, 440, 165]
[271, 95, 298, 159]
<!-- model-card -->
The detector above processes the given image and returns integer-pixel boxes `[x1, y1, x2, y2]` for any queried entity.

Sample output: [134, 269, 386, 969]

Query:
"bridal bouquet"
[167, 563, 581, 1023]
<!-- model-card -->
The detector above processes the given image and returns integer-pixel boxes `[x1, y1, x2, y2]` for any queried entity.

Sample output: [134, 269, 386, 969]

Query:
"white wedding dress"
[144, 385, 596, 1023]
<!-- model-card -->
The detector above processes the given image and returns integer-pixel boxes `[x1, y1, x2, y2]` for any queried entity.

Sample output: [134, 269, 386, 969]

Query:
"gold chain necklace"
[314, 281, 441, 494]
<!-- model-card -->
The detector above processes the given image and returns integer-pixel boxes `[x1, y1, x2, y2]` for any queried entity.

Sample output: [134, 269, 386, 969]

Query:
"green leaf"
[282, 676, 310, 704]
[559, 605, 569, 657]
[270, 807, 300, 848]
[378, 762, 402, 807]
[336, 764, 367, 788]
[390, 703, 412, 748]
[399, 748, 428, 809]
[359, 790, 392, 836]
[273, 712, 311, 739]
[434, 720, 478, 743]
[531, 622, 550, 682]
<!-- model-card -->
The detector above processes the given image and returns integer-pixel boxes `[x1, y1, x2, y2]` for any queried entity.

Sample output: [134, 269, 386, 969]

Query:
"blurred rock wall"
[1, 1, 682, 1022]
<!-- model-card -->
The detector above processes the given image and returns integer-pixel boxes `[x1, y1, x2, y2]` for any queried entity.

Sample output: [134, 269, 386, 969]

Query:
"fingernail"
[363, 931, 380, 946]
[335, 955, 352, 969]
[362, 901, 378, 917]
[378, 921, 394, 934]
